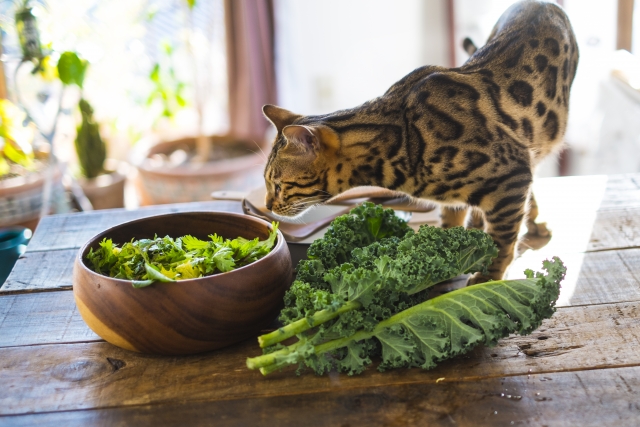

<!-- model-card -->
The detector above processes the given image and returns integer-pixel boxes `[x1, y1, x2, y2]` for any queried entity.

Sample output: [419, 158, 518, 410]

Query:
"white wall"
[274, 0, 449, 115]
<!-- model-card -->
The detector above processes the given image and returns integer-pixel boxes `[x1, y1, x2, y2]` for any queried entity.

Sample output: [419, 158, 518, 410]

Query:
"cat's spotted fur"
[263, 0, 578, 282]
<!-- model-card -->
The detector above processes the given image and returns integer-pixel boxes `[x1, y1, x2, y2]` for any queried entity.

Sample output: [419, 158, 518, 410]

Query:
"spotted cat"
[262, 0, 578, 282]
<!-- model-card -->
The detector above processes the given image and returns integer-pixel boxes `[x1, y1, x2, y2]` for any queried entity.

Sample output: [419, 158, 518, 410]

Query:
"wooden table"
[2, 174, 640, 426]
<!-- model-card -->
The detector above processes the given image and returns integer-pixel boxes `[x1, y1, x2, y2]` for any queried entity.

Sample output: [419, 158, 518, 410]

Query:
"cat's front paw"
[526, 220, 551, 237]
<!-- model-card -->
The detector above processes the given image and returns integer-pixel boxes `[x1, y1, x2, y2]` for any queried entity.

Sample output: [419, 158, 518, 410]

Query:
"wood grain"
[1, 248, 76, 293]
[1, 301, 639, 415]
[3, 174, 640, 425]
[2, 365, 639, 427]
[588, 208, 640, 251]
[0, 291, 99, 348]
[508, 248, 640, 307]
[600, 174, 640, 210]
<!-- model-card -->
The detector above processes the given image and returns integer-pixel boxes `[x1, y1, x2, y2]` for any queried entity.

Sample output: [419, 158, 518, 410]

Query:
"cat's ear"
[263, 105, 302, 133]
[282, 125, 318, 155]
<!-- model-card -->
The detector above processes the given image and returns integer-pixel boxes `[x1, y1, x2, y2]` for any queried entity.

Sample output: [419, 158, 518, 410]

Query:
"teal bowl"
[0, 227, 32, 285]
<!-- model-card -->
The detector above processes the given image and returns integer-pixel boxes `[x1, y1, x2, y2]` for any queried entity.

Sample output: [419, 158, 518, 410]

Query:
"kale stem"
[257, 300, 362, 348]
[246, 339, 306, 370]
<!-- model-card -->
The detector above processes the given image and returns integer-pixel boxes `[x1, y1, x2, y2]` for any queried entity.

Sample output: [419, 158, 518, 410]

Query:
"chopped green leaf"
[85, 223, 279, 287]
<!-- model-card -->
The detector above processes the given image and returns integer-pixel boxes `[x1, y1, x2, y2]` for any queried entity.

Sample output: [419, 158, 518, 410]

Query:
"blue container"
[0, 227, 32, 285]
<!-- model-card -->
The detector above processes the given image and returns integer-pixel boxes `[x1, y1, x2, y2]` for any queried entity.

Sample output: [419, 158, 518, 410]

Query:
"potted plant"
[0, 98, 63, 229]
[57, 51, 127, 210]
[0, 1, 71, 229]
[133, 0, 265, 206]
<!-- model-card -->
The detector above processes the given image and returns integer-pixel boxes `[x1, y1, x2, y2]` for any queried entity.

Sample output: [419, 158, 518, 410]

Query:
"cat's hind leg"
[525, 192, 550, 237]
[469, 176, 533, 284]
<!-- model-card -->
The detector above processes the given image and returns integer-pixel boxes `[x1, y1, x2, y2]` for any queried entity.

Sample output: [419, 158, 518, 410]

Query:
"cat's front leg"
[440, 206, 468, 228]
[469, 183, 532, 284]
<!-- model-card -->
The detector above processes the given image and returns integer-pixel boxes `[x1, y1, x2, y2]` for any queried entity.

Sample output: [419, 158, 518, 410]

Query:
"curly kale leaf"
[306, 202, 412, 268]
[270, 206, 498, 349]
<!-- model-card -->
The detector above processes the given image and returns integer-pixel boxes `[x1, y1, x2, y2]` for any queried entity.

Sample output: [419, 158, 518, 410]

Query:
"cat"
[262, 0, 578, 283]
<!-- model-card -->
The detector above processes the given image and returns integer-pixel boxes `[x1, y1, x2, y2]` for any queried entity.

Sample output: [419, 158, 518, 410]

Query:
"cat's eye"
[274, 184, 281, 195]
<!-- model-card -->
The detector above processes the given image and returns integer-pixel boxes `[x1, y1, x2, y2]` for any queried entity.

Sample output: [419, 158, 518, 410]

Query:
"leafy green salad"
[246, 203, 565, 376]
[86, 222, 279, 288]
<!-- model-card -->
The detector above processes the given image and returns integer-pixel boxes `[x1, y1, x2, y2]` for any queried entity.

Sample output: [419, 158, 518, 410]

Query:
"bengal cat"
[262, 0, 578, 283]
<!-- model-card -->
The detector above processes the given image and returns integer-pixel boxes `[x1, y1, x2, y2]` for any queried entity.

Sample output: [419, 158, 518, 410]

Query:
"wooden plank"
[26, 201, 243, 252]
[0, 291, 100, 348]
[2, 365, 640, 427]
[520, 205, 640, 255]
[529, 174, 640, 255]
[10, 177, 640, 298]
[6, 237, 640, 303]
[588, 208, 640, 251]
[2, 253, 638, 350]
[1, 249, 76, 293]
[600, 173, 640, 210]
[507, 248, 640, 307]
[1, 301, 639, 415]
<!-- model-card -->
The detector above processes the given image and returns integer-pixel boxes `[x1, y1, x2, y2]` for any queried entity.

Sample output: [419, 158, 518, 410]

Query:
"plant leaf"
[144, 263, 176, 283]
[57, 51, 88, 88]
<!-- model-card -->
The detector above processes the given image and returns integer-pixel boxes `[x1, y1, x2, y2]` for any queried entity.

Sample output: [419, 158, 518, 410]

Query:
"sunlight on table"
[506, 175, 608, 307]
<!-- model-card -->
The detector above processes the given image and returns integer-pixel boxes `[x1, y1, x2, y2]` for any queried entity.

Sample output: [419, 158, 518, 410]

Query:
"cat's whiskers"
[289, 196, 327, 209]
[247, 139, 268, 163]
[270, 195, 330, 224]
[268, 205, 320, 224]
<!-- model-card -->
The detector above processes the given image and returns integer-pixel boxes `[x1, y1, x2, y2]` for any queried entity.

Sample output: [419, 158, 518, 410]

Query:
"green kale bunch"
[248, 257, 565, 375]
[246, 203, 565, 377]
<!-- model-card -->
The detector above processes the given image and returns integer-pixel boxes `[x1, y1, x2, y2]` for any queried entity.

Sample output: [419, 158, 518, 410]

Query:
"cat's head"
[262, 104, 340, 218]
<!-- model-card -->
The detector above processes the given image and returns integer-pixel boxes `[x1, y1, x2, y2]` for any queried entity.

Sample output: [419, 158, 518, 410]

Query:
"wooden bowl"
[73, 211, 293, 355]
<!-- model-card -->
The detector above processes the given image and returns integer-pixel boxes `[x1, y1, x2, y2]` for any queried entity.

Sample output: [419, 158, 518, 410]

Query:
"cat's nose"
[265, 198, 273, 210]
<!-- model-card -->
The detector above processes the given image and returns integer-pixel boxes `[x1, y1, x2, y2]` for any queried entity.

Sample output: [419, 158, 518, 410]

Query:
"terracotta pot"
[77, 160, 128, 210]
[73, 211, 293, 355]
[134, 135, 265, 206]
[0, 164, 64, 229]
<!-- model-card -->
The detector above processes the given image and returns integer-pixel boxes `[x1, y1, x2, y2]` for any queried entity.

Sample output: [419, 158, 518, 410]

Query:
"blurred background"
[0, 0, 638, 223]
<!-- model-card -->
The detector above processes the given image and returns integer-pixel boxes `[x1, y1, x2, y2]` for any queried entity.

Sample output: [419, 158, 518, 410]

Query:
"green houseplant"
[0, 98, 63, 229]
[57, 51, 127, 210]
[0, 98, 35, 178]
[0, 1, 69, 229]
